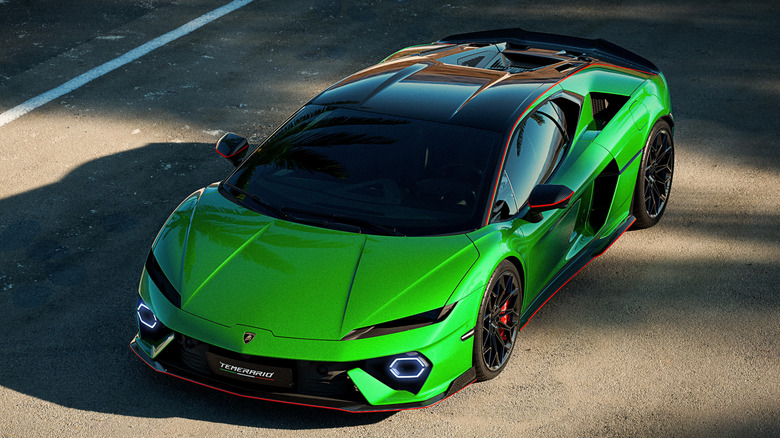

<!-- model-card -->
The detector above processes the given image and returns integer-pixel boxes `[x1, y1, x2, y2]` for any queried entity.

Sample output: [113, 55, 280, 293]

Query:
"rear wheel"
[473, 260, 522, 381]
[632, 120, 674, 229]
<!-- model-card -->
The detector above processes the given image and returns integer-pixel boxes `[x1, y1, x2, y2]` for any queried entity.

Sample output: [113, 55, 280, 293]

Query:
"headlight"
[136, 297, 169, 341]
[389, 356, 428, 379]
[364, 351, 432, 394]
[137, 301, 158, 329]
[341, 303, 456, 340]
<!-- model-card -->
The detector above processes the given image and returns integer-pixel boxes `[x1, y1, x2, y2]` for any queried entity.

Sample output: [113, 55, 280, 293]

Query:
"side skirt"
[518, 215, 635, 331]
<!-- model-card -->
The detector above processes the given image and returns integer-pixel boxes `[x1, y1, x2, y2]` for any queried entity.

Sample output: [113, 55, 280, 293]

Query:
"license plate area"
[206, 352, 294, 388]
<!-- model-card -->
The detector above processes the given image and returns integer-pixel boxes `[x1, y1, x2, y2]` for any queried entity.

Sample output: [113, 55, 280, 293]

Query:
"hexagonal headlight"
[136, 297, 169, 341]
[389, 356, 428, 379]
[364, 351, 432, 394]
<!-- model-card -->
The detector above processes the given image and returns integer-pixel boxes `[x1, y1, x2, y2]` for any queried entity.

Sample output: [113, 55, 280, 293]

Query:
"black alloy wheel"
[473, 260, 522, 381]
[632, 120, 674, 229]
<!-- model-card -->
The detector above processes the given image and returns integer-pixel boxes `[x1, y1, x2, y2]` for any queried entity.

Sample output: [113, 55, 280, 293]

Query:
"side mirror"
[524, 184, 573, 223]
[215, 132, 249, 166]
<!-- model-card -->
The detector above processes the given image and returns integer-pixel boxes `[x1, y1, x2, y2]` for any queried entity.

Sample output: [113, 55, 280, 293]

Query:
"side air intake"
[591, 92, 629, 130]
[589, 160, 620, 232]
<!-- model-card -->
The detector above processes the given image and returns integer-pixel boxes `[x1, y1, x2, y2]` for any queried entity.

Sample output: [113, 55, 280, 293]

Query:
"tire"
[632, 120, 675, 229]
[473, 260, 522, 381]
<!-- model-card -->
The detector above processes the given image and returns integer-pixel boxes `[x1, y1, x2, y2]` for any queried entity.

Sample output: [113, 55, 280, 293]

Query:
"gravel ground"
[0, 0, 778, 436]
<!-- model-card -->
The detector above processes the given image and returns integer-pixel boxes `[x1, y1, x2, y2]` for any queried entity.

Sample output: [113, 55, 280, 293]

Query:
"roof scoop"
[439, 28, 660, 74]
[437, 42, 575, 74]
[488, 51, 560, 73]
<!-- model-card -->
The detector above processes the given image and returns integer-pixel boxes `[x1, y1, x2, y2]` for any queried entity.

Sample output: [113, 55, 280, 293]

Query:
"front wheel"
[473, 260, 522, 381]
[632, 120, 675, 229]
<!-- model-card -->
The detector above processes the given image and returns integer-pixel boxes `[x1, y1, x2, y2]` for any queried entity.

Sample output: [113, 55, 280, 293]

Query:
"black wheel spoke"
[646, 186, 656, 213]
[656, 144, 672, 163]
[498, 320, 513, 332]
[659, 133, 668, 153]
[496, 334, 508, 350]
[652, 139, 661, 160]
[490, 335, 499, 367]
[480, 270, 522, 372]
[651, 183, 662, 213]
[651, 181, 661, 200]
[498, 288, 518, 310]
[642, 128, 674, 219]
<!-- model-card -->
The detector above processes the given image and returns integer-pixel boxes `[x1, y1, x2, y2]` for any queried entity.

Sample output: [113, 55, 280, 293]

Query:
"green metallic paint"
[150, 184, 479, 341]
[347, 368, 398, 405]
[150, 189, 201, 292]
[134, 48, 673, 409]
[344, 234, 479, 332]
[466, 63, 673, 319]
[562, 65, 648, 97]
[138, 270, 481, 405]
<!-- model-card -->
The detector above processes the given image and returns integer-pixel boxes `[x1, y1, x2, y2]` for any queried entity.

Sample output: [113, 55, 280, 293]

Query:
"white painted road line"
[0, 0, 254, 128]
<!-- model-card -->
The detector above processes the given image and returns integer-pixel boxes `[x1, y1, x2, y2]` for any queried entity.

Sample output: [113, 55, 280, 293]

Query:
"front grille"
[296, 361, 356, 397]
[158, 334, 362, 401]
[179, 336, 210, 374]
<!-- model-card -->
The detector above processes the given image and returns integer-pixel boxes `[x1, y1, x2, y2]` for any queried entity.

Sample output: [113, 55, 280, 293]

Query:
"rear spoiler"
[438, 28, 660, 75]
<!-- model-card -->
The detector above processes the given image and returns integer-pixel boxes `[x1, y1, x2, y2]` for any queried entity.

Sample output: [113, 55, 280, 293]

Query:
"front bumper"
[134, 262, 485, 411]
[130, 335, 475, 412]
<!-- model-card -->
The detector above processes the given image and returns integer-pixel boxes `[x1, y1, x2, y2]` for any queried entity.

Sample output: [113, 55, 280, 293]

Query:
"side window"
[503, 101, 567, 207]
[494, 170, 519, 217]
[538, 101, 568, 138]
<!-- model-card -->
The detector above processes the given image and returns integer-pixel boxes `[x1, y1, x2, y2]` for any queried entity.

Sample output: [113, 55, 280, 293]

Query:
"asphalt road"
[1, 0, 778, 436]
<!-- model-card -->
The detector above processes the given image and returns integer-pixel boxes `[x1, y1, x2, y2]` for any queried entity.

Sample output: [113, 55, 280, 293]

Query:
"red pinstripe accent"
[483, 63, 655, 226]
[528, 191, 573, 209]
[215, 143, 248, 158]
[130, 345, 474, 413]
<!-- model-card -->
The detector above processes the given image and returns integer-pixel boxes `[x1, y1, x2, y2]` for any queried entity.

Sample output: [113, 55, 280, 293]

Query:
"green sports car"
[131, 28, 674, 412]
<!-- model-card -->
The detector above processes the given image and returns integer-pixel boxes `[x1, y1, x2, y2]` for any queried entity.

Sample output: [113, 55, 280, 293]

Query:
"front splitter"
[130, 337, 476, 413]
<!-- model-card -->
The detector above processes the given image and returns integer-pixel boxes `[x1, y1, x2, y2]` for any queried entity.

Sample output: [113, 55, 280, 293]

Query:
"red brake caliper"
[499, 301, 509, 340]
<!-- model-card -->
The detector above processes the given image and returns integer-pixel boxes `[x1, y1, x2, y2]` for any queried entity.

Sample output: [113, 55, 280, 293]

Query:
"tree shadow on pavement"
[0, 142, 392, 428]
[0, 0, 778, 433]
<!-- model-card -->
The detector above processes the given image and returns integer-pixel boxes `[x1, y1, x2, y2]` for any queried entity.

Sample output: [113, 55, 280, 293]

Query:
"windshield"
[222, 105, 502, 236]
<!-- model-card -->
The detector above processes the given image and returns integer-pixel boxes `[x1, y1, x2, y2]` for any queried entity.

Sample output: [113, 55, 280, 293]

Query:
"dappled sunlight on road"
[0, 0, 777, 435]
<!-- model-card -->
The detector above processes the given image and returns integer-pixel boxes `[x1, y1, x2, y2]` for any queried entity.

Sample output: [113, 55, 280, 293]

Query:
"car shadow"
[0, 142, 392, 428]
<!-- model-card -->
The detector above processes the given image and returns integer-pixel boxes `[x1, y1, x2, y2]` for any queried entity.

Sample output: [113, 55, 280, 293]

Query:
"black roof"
[439, 28, 660, 74]
[312, 29, 656, 133]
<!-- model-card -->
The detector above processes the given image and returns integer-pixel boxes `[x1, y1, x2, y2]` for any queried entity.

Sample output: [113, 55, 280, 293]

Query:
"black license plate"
[206, 352, 293, 388]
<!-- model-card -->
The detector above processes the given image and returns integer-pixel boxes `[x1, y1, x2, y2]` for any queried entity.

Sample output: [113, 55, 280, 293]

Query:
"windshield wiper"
[221, 183, 289, 220]
[281, 207, 405, 236]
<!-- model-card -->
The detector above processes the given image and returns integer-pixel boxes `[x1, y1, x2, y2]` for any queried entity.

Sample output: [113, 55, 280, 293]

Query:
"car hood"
[151, 184, 479, 341]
